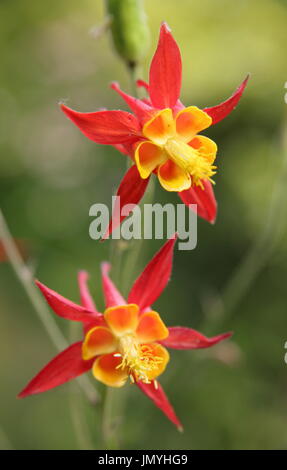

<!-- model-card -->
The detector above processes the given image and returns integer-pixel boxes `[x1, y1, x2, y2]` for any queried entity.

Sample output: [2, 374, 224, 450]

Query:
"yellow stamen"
[129, 374, 135, 384]
[164, 139, 216, 187]
[116, 334, 163, 384]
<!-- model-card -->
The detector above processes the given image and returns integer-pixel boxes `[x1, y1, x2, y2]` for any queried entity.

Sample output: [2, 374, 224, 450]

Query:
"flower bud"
[105, 0, 150, 66]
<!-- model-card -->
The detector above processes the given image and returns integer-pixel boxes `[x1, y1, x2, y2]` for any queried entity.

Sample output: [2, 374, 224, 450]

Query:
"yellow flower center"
[82, 305, 170, 388]
[164, 138, 216, 188]
[135, 107, 218, 192]
[116, 334, 164, 384]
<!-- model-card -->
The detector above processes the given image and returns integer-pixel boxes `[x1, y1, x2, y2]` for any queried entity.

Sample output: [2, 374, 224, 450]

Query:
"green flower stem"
[128, 61, 143, 99]
[102, 63, 151, 450]
[69, 322, 95, 450]
[102, 386, 120, 449]
[0, 208, 99, 405]
[121, 175, 156, 296]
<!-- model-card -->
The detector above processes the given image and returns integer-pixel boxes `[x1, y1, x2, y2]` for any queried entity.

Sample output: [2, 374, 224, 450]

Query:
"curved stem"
[0, 208, 99, 405]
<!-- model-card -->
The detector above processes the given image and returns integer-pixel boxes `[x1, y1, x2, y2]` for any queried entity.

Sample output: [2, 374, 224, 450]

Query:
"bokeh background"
[1, 0, 287, 450]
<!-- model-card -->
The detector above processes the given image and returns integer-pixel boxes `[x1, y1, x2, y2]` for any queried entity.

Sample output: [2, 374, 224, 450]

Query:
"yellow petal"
[135, 141, 167, 179]
[104, 304, 139, 336]
[158, 160, 191, 192]
[176, 106, 212, 142]
[143, 109, 175, 145]
[136, 311, 169, 343]
[142, 343, 170, 381]
[189, 135, 217, 163]
[92, 353, 128, 387]
[82, 326, 117, 360]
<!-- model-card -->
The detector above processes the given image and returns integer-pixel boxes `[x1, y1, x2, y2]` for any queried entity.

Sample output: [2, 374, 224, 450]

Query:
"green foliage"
[0, 0, 287, 450]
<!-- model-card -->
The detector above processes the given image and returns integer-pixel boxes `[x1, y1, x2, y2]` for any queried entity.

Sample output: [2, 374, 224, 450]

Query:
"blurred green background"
[1, 0, 287, 450]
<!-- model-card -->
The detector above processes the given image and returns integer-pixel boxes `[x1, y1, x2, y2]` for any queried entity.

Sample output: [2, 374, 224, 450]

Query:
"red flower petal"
[77, 271, 105, 334]
[101, 262, 126, 308]
[137, 380, 182, 430]
[136, 80, 185, 115]
[204, 75, 249, 125]
[128, 236, 177, 311]
[149, 23, 182, 109]
[112, 143, 130, 156]
[35, 280, 100, 323]
[111, 82, 154, 123]
[78, 271, 98, 312]
[61, 105, 141, 144]
[136, 79, 149, 92]
[18, 342, 94, 398]
[160, 327, 233, 349]
[102, 164, 150, 240]
[178, 179, 217, 224]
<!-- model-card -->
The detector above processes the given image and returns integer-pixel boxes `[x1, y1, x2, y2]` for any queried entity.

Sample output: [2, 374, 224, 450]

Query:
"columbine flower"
[18, 237, 232, 429]
[61, 23, 248, 233]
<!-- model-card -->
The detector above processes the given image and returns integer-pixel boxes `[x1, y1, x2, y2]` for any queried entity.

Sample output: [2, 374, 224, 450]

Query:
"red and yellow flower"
[61, 23, 248, 233]
[18, 237, 232, 430]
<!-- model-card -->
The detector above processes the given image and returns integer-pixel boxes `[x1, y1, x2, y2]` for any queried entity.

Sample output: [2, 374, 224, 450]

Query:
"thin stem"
[121, 175, 156, 296]
[102, 387, 119, 449]
[127, 61, 142, 99]
[101, 59, 147, 449]
[68, 322, 95, 450]
[69, 388, 95, 450]
[109, 239, 128, 291]
[120, 61, 154, 294]
[0, 208, 99, 404]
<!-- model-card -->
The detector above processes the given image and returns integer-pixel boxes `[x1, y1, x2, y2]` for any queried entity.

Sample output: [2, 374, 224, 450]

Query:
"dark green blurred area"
[1, 0, 287, 450]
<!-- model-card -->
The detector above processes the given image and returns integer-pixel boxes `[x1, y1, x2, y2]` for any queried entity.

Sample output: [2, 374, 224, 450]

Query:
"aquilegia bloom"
[18, 237, 231, 429]
[61, 23, 248, 233]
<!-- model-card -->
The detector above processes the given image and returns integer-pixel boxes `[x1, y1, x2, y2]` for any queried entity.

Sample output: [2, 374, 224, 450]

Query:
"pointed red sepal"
[204, 75, 249, 125]
[128, 235, 177, 311]
[136, 80, 185, 115]
[35, 280, 101, 323]
[103, 165, 150, 240]
[160, 327, 233, 349]
[112, 143, 130, 156]
[78, 271, 98, 312]
[112, 140, 137, 159]
[178, 179, 217, 224]
[101, 262, 126, 308]
[77, 272, 105, 335]
[136, 79, 149, 92]
[149, 23, 182, 109]
[18, 342, 94, 398]
[111, 82, 154, 123]
[137, 380, 183, 431]
[61, 104, 141, 144]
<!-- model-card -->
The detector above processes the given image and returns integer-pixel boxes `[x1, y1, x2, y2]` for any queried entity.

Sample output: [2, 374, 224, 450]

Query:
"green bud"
[105, 0, 150, 66]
